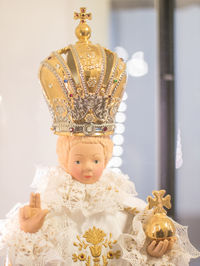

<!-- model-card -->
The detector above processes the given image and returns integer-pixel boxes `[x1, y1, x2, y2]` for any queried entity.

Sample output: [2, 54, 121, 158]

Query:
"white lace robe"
[0, 167, 199, 266]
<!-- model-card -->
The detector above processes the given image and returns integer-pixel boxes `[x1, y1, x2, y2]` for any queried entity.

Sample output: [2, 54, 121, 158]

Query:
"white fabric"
[0, 166, 199, 266]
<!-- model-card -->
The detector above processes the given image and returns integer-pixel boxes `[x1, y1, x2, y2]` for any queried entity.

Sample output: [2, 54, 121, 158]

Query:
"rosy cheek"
[70, 165, 81, 179]
[94, 166, 104, 178]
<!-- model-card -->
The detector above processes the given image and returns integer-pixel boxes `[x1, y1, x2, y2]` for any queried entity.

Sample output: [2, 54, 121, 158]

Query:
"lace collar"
[31, 166, 137, 216]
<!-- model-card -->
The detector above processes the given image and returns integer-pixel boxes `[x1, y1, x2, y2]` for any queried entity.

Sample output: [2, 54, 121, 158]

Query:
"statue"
[0, 7, 199, 266]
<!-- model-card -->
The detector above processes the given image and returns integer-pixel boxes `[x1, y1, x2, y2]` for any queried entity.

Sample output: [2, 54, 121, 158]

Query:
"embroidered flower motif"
[83, 226, 106, 245]
[78, 253, 86, 261]
[107, 251, 114, 259]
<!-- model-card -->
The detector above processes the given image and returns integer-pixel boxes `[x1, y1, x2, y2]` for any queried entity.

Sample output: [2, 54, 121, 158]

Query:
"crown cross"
[74, 7, 92, 23]
[147, 190, 171, 214]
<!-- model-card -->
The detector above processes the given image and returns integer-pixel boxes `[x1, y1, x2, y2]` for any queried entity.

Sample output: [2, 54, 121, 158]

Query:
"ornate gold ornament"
[144, 190, 176, 241]
[72, 226, 121, 265]
[39, 7, 127, 136]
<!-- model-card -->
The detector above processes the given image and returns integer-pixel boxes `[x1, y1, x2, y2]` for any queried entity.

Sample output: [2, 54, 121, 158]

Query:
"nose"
[83, 161, 93, 172]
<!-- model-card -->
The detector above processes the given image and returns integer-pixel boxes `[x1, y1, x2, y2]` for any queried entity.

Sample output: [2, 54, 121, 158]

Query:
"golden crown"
[39, 7, 127, 136]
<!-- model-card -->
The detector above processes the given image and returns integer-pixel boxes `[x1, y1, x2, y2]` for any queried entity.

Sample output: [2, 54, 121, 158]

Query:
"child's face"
[67, 142, 105, 184]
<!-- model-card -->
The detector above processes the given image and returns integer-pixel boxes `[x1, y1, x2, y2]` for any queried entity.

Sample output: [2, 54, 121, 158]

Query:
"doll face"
[67, 142, 105, 184]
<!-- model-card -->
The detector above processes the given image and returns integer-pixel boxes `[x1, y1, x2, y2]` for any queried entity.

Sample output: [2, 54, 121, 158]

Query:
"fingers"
[35, 193, 41, 209]
[30, 192, 41, 208]
[22, 209, 49, 233]
[19, 206, 31, 220]
[23, 206, 31, 219]
[153, 241, 165, 255]
[168, 238, 176, 250]
[148, 240, 157, 251]
[147, 239, 173, 258]
[147, 240, 157, 256]
[30, 192, 35, 208]
[158, 239, 169, 256]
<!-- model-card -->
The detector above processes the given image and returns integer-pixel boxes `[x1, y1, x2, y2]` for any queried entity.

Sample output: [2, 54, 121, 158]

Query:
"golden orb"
[144, 190, 176, 241]
[75, 23, 91, 42]
[145, 213, 176, 241]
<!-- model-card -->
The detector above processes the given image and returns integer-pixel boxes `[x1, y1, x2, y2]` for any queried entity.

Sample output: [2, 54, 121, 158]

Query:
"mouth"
[84, 175, 92, 178]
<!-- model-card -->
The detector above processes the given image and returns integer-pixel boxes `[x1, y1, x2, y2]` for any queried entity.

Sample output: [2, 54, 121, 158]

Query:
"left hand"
[147, 239, 175, 258]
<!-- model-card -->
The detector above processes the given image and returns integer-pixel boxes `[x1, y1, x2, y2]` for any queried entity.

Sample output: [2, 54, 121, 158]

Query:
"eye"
[94, 160, 99, 164]
[75, 160, 80, 164]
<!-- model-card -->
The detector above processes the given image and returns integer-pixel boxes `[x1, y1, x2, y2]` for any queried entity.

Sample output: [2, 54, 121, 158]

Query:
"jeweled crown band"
[52, 122, 115, 136]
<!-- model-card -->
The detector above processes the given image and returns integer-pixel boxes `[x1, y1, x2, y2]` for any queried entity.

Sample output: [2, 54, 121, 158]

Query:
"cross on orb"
[147, 190, 172, 214]
[74, 7, 92, 23]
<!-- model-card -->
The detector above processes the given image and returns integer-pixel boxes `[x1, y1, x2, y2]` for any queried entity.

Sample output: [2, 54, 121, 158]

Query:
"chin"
[75, 177, 100, 184]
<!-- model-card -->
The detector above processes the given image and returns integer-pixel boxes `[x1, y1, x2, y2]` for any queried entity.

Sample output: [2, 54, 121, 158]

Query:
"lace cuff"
[0, 208, 72, 266]
[118, 210, 200, 266]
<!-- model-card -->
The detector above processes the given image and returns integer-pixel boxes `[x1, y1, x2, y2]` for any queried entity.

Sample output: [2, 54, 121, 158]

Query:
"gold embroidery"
[78, 253, 87, 261]
[86, 256, 91, 266]
[73, 235, 89, 250]
[102, 255, 108, 266]
[106, 186, 119, 192]
[84, 227, 106, 245]
[107, 251, 114, 259]
[73, 226, 121, 265]
[124, 207, 139, 215]
[72, 254, 78, 262]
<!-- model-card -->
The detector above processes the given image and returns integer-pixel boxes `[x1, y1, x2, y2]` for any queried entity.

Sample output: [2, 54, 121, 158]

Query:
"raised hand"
[147, 238, 175, 258]
[19, 192, 49, 233]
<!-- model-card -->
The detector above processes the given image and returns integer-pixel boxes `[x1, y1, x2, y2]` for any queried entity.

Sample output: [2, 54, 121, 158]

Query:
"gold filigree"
[85, 113, 95, 123]
[77, 87, 83, 95]
[87, 77, 97, 88]
[73, 226, 121, 265]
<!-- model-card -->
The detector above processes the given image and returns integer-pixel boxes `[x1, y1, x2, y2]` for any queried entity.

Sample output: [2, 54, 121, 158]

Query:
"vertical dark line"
[156, 0, 175, 218]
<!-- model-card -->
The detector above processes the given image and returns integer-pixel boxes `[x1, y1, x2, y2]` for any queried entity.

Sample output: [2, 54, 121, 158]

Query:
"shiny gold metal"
[74, 7, 92, 23]
[147, 190, 171, 214]
[74, 8, 92, 43]
[144, 190, 176, 241]
[39, 7, 127, 136]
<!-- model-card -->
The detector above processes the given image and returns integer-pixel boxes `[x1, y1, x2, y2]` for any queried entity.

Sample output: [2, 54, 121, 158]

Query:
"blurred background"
[0, 0, 199, 265]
